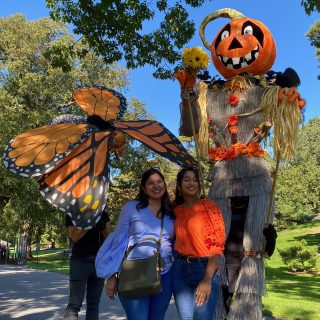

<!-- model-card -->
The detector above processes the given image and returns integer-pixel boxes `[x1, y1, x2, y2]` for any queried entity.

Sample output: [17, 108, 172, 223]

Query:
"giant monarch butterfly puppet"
[3, 85, 197, 229]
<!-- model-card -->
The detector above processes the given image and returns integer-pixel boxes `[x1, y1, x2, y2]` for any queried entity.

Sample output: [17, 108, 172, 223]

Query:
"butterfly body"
[3, 86, 197, 228]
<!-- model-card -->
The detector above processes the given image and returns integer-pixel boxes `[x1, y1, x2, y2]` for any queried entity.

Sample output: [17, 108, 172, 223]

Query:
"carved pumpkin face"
[211, 17, 276, 79]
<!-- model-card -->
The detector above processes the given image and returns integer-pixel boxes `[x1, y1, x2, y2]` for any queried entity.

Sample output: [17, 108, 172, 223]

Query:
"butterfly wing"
[3, 124, 94, 177]
[73, 85, 127, 121]
[39, 131, 111, 229]
[113, 120, 198, 167]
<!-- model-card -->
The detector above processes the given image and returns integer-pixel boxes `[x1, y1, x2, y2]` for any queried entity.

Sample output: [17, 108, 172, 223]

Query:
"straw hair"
[260, 86, 302, 161]
[195, 81, 209, 159]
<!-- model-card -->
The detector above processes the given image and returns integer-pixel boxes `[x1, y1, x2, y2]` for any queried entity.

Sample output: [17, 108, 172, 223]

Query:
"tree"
[0, 14, 129, 249]
[306, 19, 320, 80]
[45, 0, 208, 79]
[274, 118, 320, 228]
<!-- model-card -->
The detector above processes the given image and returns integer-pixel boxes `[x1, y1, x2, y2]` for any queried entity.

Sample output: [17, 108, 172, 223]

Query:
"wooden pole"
[266, 151, 281, 225]
[185, 89, 206, 196]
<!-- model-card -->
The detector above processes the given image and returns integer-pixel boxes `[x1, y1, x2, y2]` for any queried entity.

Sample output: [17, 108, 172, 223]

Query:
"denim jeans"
[64, 258, 105, 320]
[172, 256, 219, 320]
[118, 270, 172, 320]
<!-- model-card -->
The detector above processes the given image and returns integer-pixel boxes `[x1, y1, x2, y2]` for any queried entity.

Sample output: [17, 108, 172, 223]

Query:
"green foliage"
[306, 19, 320, 49]
[45, 0, 208, 79]
[301, 0, 320, 15]
[306, 19, 320, 79]
[278, 239, 318, 272]
[275, 118, 320, 228]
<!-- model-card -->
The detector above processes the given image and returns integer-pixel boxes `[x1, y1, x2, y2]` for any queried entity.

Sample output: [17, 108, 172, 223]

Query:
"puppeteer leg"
[227, 193, 269, 320]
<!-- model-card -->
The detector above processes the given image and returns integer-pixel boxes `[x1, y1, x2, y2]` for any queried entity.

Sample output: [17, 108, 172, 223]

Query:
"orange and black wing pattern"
[113, 120, 197, 168]
[39, 131, 112, 229]
[3, 124, 94, 177]
[73, 85, 127, 121]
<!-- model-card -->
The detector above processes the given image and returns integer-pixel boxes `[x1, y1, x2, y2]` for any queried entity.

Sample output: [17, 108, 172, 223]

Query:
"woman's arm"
[95, 201, 133, 280]
[195, 254, 219, 306]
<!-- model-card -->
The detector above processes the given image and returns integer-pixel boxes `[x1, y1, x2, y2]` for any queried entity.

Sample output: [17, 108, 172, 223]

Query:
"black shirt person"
[64, 209, 111, 320]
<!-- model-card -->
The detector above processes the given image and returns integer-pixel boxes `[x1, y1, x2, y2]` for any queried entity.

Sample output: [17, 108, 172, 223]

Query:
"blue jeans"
[64, 258, 105, 320]
[172, 256, 219, 320]
[118, 270, 172, 320]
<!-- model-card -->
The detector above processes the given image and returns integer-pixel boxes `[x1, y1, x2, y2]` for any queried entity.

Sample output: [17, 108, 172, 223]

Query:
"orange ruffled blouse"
[174, 199, 225, 257]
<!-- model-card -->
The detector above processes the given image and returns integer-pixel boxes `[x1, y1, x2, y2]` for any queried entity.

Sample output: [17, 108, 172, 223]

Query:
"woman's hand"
[195, 277, 212, 306]
[195, 255, 219, 306]
[105, 274, 118, 300]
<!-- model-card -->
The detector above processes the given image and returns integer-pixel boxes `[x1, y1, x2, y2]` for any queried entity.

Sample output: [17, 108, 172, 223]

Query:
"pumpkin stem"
[199, 8, 245, 50]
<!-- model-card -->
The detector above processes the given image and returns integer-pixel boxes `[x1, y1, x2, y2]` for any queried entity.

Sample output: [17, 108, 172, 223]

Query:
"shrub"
[278, 240, 318, 272]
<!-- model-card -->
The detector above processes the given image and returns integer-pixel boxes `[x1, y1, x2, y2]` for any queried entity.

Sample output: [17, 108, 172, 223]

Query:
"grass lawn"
[27, 248, 70, 275]
[263, 221, 320, 320]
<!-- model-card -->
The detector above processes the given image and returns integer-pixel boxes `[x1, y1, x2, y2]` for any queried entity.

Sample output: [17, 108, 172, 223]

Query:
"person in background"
[172, 167, 225, 320]
[0, 242, 4, 263]
[64, 208, 111, 320]
[95, 168, 174, 320]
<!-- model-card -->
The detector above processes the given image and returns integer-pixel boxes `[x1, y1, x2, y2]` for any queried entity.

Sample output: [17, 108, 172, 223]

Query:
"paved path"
[0, 264, 277, 320]
[0, 264, 179, 320]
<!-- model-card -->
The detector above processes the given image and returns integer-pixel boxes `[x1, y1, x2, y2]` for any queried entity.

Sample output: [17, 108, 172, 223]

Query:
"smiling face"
[211, 17, 276, 79]
[143, 173, 166, 201]
[179, 170, 200, 200]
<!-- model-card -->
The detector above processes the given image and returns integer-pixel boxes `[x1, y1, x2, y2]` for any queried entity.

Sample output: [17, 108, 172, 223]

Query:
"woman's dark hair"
[135, 168, 172, 218]
[173, 167, 200, 207]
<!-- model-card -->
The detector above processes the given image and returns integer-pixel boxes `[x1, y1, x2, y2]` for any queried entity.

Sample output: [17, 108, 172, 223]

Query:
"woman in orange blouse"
[172, 167, 225, 320]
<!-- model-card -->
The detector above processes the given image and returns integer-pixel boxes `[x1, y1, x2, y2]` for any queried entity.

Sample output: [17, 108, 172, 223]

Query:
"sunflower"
[182, 46, 210, 72]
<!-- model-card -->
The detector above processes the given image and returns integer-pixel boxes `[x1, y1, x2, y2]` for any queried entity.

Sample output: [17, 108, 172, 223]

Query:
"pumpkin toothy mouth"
[218, 45, 259, 70]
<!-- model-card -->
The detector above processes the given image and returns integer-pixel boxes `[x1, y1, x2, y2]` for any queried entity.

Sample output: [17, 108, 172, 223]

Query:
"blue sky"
[1, 0, 319, 136]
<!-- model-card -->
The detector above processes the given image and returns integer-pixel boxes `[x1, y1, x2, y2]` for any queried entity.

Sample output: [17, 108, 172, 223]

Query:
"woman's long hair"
[173, 167, 200, 208]
[135, 168, 172, 218]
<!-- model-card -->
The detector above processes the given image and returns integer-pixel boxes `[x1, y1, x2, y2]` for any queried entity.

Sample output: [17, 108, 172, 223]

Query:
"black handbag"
[118, 217, 164, 298]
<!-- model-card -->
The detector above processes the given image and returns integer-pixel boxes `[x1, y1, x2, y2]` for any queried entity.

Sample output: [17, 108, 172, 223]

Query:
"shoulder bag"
[117, 217, 164, 298]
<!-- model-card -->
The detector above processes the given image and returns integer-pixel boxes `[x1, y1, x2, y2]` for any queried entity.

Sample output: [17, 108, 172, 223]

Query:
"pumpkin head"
[200, 9, 277, 79]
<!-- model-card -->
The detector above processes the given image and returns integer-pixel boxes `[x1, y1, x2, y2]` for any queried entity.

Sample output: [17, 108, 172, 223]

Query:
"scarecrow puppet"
[174, 8, 306, 320]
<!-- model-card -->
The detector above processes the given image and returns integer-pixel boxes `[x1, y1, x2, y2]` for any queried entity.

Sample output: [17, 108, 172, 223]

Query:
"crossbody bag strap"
[158, 216, 164, 251]
[124, 216, 164, 259]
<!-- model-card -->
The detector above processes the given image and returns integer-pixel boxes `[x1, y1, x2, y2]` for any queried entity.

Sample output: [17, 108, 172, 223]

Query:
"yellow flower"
[182, 46, 210, 72]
